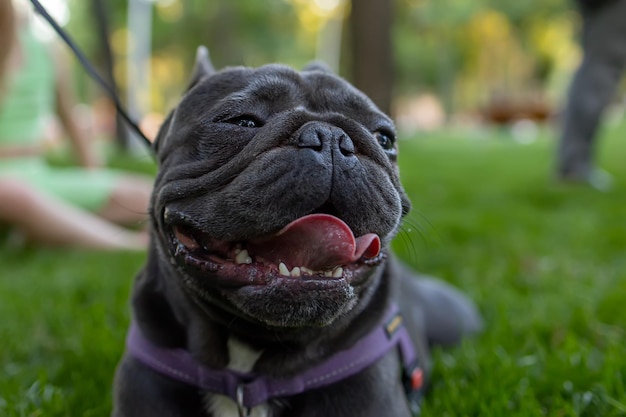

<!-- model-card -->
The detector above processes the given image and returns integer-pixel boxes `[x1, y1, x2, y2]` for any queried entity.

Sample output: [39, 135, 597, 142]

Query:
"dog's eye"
[374, 130, 395, 150]
[227, 116, 263, 128]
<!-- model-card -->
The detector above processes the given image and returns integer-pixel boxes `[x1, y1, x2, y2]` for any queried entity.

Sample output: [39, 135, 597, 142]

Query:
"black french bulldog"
[112, 47, 481, 417]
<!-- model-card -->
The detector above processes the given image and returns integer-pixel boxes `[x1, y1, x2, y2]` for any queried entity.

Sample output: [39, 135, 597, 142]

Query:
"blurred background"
[33, 0, 617, 145]
[2, 0, 626, 415]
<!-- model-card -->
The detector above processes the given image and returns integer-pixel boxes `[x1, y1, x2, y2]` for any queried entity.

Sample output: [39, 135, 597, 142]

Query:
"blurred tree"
[62, 0, 578, 124]
[349, 0, 394, 115]
[90, 0, 128, 146]
[394, 0, 574, 118]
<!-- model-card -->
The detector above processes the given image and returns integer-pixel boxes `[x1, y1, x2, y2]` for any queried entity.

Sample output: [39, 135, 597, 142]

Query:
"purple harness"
[126, 304, 423, 416]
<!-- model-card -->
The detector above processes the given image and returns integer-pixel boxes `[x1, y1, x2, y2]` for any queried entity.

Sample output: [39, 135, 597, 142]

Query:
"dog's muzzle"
[165, 210, 384, 286]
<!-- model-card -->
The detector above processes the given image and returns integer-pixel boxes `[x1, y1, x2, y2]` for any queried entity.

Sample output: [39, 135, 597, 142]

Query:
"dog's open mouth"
[166, 213, 384, 286]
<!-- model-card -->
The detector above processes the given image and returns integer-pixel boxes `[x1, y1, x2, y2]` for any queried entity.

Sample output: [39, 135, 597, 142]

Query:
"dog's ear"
[187, 46, 216, 89]
[303, 61, 333, 74]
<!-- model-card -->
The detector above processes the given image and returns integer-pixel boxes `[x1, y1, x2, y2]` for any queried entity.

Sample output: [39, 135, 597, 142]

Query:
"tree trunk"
[91, 0, 129, 147]
[349, 0, 394, 116]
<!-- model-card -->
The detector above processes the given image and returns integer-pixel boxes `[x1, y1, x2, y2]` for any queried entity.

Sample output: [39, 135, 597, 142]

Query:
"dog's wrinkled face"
[150, 50, 410, 328]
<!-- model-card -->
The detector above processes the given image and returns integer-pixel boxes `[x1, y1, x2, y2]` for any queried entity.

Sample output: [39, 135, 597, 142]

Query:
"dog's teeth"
[235, 249, 252, 264]
[291, 267, 301, 277]
[324, 270, 333, 277]
[279, 262, 290, 276]
[300, 266, 314, 275]
[332, 267, 344, 278]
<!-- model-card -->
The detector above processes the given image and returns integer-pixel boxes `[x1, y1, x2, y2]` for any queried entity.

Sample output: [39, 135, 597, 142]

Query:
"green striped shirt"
[0, 25, 56, 145]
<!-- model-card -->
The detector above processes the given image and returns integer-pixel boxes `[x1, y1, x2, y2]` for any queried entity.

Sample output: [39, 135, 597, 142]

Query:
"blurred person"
[556, 0, 626, 190]
[0, 0, 152, 250]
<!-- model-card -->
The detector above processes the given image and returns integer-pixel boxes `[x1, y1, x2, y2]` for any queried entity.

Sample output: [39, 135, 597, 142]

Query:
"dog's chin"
[160, 212, 387, 327]
[223, 278, 362, 327]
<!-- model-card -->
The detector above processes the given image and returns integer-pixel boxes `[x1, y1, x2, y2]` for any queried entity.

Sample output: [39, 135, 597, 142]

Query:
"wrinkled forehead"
[212, 65, 391, 121]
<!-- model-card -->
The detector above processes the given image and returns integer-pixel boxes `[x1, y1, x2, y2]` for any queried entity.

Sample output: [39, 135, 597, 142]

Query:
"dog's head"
[149, 47, 410, 330]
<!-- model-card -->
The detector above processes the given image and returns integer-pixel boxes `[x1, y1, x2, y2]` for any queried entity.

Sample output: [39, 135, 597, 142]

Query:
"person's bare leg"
[0, 178, 146, 250]
[97, 175, 152, 226]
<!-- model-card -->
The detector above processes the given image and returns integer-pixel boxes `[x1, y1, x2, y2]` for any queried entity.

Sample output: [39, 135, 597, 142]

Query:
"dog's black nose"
[297, 123, 355, 157]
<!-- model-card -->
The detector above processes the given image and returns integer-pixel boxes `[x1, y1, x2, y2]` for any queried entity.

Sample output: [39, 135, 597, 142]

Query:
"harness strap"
[126, 303, 423, 411]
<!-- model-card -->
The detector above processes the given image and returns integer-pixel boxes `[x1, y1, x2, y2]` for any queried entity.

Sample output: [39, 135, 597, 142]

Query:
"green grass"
[1, 122, 626, 416]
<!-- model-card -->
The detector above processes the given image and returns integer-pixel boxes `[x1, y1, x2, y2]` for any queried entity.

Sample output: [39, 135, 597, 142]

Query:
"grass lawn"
[1, 122, 625, 416]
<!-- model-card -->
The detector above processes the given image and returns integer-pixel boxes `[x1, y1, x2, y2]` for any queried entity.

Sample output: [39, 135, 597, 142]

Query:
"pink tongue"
[247, 214, 381, 271]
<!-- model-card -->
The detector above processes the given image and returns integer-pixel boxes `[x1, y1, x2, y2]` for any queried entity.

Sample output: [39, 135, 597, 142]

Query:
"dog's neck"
[205, 336, 270, 417]
[134, 251, 392, 375]
[226, 336, 264, 373]
[126, 301, 422, 416]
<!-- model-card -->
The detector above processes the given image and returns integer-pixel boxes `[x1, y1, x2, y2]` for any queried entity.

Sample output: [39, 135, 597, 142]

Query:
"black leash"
[29, 0, 153, 149]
